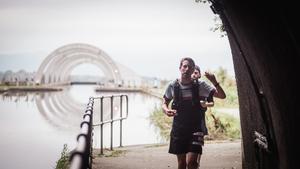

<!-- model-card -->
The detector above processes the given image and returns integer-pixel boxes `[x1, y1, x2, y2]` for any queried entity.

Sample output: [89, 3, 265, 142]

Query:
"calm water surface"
[0, 85, 163, 169]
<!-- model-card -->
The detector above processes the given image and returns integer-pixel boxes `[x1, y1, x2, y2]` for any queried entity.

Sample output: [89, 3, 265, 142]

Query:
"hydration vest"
[171, 79, 200, 110]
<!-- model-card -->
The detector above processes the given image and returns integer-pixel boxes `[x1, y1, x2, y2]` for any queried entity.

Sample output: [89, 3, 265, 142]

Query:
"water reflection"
[0, 85, 163, 169]
[35, 91, 85, 130]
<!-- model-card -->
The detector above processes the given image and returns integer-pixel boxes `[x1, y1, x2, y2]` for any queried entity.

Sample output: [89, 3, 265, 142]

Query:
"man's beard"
[182, 73, 189, 78]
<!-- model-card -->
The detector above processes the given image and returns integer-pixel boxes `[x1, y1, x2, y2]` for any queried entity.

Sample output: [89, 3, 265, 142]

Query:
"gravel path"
[93, 140, 242, 169]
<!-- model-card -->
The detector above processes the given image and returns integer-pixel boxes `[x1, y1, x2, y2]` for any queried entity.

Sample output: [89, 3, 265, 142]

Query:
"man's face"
[180, 60, 194, 78]
[191, 69, 201, 79]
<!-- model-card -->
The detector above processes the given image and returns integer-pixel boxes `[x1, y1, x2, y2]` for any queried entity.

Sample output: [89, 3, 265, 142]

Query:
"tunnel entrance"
[208, 1, 298, 169]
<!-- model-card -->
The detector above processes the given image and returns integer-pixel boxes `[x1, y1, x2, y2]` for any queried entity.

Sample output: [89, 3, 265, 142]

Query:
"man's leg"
[187, 152, 199, 169]
[197, 154, 201, 169]
[188, 131, 204, 168]
[177, 154, 187, 169]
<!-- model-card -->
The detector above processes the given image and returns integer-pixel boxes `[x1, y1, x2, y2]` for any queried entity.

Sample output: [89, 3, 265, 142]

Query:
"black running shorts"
[169, 131, 204, 154]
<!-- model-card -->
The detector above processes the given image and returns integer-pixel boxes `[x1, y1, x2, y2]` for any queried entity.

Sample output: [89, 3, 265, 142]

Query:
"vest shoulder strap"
[173, 79, 180, 102]
[192, 79, 200, 102]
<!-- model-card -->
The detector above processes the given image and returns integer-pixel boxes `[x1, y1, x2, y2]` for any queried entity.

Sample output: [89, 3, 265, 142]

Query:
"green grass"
[55, 144, 70, 169]
[205, 108, 241, 140]
[149, 106, 241, 141]
[148, 105, 172, 141]
[99, 149, 128, 157]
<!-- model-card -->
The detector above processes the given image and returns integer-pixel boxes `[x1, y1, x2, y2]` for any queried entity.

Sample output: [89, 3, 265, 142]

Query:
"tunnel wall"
[213, 1, 298, 169]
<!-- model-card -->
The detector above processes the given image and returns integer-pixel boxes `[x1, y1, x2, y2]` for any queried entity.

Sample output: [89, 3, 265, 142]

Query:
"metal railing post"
[120, 95, 123, 147]
[100, 97, 104, 155]
[110, 96, 114, 150]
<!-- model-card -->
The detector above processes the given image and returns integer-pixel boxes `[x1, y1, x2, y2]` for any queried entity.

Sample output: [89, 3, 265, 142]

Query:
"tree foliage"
[196, 0, 227, 37]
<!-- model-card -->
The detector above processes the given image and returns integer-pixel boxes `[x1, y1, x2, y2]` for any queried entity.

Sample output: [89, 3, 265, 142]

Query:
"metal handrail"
[93, 95, 129, 154]
[69, 95, 129, 169]
[93, 117, 127, 126]
[70, 97, 94, 169]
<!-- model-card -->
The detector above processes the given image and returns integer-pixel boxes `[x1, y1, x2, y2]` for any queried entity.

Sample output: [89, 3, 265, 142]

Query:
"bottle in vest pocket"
[171, 102, 178, 116]
[171, 101, 178, 110]
[192, 132, 204, 146]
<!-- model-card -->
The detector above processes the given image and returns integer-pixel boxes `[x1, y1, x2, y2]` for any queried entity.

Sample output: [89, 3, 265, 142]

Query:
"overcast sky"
[0, 0, 234, 80]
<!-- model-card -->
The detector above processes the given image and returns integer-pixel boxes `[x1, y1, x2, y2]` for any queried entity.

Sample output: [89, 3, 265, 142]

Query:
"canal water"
[0, 85, 163, 169]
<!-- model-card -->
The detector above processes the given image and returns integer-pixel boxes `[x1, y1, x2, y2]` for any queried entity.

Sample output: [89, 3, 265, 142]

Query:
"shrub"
[55, 144, 70, 169]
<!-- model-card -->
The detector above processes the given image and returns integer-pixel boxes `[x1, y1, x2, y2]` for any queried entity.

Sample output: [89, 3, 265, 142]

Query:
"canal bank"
[95, 87, 163, 99]
[0, 86, 63, 93]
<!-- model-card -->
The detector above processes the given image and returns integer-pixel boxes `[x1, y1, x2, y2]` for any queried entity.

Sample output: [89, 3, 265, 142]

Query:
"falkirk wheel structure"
[32, 43, 126, 131]
[35, 43, 122, 85]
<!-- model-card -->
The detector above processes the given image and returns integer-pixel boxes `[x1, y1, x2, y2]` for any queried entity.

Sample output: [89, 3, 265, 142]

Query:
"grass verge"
[149, 106, 240, 141]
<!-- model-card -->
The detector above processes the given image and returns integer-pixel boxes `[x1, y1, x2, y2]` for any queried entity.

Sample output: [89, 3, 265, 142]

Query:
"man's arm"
[200, 91, 215, 108]
[162, 96, 177, 117]
[213, 83, 226, 99]
[204, 71, 226, 99]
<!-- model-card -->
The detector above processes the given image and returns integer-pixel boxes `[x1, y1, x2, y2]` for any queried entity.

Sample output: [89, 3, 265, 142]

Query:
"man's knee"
[177, 155, 187, 169]
[178, 158, 186, 165]
[187, 160, 198, 169]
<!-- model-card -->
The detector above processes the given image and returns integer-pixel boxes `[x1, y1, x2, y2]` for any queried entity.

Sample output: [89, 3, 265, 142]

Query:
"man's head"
[192, 65, 201, 80]
[179, 57, 195, 79]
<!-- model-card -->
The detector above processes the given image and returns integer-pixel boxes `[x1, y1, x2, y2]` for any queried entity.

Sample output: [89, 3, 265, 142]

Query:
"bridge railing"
[69, 95, 129, 169]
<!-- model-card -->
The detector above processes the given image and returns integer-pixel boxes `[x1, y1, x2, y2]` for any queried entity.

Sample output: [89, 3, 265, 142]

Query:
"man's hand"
[200, 100, 214, 108]
[204, 71, 226, 99]
[162, 97, 177, 117]
[164, 109, 177, 117]
[204, 71, 217, 84]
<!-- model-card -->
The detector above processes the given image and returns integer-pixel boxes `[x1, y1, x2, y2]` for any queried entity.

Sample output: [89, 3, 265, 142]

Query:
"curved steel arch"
[48, 54, 113, 84]
[35, 43, 121, 85]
